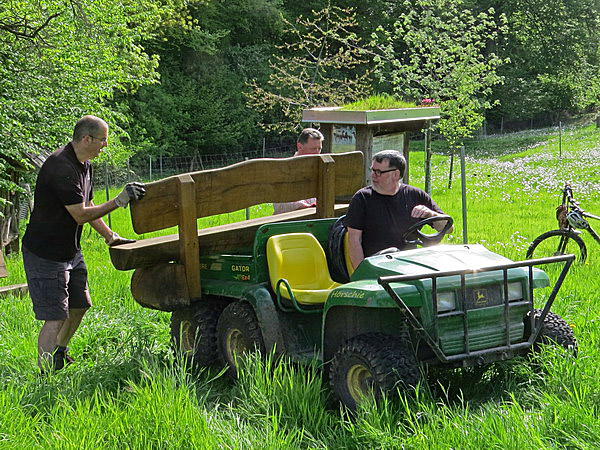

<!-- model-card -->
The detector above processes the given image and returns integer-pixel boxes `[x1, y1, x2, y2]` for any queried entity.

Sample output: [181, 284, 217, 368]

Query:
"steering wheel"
[401, 215, 453, 247]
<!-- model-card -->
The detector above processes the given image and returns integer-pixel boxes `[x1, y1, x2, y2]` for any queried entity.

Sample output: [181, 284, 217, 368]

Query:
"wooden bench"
[109, 152, 364, 303]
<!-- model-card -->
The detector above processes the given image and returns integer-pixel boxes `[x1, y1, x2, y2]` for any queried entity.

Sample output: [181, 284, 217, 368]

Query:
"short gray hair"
[372, 150, 406, 178]
[73, 115, 107, 141]
[297, 128, 324, 144]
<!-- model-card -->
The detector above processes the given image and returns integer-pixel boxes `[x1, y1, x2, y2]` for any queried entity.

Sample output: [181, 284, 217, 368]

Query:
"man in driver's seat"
[345, 150, 453, 270]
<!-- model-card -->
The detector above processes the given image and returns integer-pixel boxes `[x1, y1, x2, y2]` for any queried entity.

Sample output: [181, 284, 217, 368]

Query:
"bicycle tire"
[526, 229, 587, 263]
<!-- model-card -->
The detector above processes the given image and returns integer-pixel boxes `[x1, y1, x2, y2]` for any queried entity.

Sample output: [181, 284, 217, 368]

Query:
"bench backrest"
[131, 152, 363, 233]
[128, 152, 364, 299]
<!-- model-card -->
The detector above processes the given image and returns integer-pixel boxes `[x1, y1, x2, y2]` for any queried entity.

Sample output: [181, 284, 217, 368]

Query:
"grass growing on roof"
[341, 94, 417, 110]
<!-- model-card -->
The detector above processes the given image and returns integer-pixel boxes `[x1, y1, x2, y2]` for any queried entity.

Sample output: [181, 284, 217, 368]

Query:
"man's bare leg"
[56, 308, 87, 348]
[38, 320, 64, 370]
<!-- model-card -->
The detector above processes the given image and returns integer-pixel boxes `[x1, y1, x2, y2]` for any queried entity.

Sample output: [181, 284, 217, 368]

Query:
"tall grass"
[1, 125, 600, 448]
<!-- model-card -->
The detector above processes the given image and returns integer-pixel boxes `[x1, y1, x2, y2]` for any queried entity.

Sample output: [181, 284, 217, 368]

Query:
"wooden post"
[0, 248, 7, 278]
[316, 154, 335, 219]
[460, 146, 468, 244]
[177, 174, 201, 300]
[424, 124, 432, 194]
[355, 125, 373, 186]
[402, 131, 410, 184]
[319, 123, 334, 154]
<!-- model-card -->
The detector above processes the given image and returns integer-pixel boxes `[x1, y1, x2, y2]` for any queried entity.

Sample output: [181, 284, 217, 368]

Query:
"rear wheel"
[217, 301, 265, 378]
[525, 309, 577, 357]
[170, 297, 228, 368]
[329, 333, 419, 411]
[526, 229, 587, 263]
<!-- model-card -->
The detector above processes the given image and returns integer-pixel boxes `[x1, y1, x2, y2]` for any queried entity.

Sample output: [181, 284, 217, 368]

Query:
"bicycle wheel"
[526, 229, 587, 263]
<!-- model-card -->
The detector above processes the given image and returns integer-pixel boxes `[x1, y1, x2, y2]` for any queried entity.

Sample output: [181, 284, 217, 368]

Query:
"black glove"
[114, 182, 146, 208]
[105, 232, 136, 246]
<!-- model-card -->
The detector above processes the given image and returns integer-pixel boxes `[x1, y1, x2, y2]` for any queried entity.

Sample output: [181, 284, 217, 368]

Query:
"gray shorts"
[23, 246, 92, 321]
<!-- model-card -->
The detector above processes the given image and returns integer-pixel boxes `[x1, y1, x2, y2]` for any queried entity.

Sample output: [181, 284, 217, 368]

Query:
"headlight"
[437, 291, 456, 312]
[506, 282, 523, 301]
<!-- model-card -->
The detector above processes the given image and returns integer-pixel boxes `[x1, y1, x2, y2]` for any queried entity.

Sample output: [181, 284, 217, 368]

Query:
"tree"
[246, 5, 373, 133]
[0, 0, 186, 201]
[125, 0, 280, 157]
[370, 0, 507, 147]
[483, 0, 600, 125]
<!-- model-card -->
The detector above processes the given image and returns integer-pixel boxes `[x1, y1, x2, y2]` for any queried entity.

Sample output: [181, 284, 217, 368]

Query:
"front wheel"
[328, 333, 419, 411]
[525, 309, 577, 357]
[526, 229, 587, 263]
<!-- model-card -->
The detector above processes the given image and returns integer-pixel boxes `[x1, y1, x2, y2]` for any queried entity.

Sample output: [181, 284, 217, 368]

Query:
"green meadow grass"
[1, 125, 600, 448]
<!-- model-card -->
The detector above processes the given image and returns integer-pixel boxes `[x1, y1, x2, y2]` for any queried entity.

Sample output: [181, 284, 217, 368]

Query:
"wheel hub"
[180, 320, 193, 352]
[226, 328, 247, 365]
[346, 363, 374, 402]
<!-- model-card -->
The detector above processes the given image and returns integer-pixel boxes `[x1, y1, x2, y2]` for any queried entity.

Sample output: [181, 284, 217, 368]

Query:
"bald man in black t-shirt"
[22, 115, 145, 373]
[345, 150, 452, 270]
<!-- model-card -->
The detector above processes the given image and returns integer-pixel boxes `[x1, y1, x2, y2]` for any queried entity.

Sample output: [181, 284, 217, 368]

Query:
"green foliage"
[128, 54, 261, 157]
[125, 0, 281, 157]
[246, 5, 374, 133]
[488, 0, 600, 121]
[0, 0, 185, 197]
[341, 94, 417, 111]
[370, 0, 508, 147]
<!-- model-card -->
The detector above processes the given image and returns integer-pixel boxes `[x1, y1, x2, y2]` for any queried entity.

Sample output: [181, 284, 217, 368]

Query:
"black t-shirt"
[23, 143, 93, 261]
[344, 184, 443, 257]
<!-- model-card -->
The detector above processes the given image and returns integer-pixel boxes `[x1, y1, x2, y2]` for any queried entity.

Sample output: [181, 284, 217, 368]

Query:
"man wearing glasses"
[345, 149, 452, 270]
[273, 128, 324, 214]
[22, 115, 145, 374]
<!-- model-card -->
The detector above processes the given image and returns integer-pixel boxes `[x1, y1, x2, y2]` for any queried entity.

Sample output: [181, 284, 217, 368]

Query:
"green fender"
[320, 281, 422, 364]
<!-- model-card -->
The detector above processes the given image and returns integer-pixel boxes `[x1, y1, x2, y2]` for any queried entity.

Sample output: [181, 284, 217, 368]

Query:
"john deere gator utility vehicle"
[110, 152, 576, 409]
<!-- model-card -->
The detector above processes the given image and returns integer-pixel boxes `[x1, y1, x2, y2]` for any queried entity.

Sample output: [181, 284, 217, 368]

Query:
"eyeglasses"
[370, 166, 398, 176]
[89, 135, 108, 144]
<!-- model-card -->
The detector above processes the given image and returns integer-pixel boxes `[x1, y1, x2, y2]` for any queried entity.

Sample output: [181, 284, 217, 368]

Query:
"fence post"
[105, 165, 112, 229]
[149, 155, 152, 181]
[559, 121, 562, 159]
[424, 125, 432, 194]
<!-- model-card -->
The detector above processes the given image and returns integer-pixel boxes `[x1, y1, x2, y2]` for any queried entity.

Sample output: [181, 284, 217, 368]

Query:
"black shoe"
[53, 346, 75, 371]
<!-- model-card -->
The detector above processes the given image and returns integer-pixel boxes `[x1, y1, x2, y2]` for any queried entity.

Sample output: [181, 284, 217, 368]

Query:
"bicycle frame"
[561, 183, 600, 245]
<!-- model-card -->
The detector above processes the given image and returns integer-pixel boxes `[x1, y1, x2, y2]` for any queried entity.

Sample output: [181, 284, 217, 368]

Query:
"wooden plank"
[110, 204, 349, 271]
[0, 249, 6, 278]
[130, 152, 363, 234]
[177, 175, 201, 299]
[316, 155, 335, 219]
[0, 283, 28, 297]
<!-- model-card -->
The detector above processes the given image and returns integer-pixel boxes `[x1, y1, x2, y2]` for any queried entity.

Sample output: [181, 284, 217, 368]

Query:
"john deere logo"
[473, 289, 487, 306]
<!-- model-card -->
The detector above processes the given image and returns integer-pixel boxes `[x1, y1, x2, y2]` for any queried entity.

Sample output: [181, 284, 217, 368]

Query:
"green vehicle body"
[194, 217, 571, 368]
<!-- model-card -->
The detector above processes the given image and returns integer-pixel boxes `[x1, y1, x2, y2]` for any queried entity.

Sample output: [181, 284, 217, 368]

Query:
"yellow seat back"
[267, 233, 341, 304]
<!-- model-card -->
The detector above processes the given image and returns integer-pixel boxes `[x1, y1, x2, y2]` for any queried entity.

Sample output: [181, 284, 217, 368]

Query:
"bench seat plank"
[110, 204, 348, 271]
